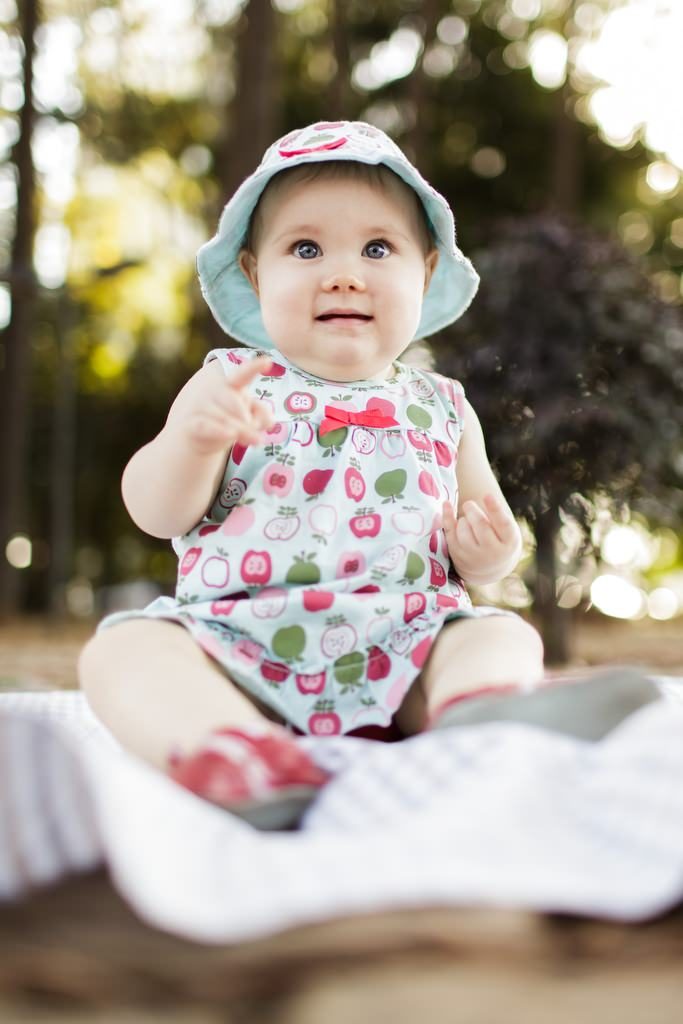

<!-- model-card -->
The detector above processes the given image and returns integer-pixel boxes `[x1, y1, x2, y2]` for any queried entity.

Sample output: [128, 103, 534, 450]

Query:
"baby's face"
[239, 175, 438, 382]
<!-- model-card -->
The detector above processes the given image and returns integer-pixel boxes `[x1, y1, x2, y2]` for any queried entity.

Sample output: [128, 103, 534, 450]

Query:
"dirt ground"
[0, 612, 681, 692]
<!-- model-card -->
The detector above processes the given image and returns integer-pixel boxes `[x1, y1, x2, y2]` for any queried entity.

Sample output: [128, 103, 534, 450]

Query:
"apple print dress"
[97, 347, 515, 737]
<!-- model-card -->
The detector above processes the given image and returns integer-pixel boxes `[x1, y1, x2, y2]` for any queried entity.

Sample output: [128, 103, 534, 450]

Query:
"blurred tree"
[4, 0, 682, 654]
[432, 213, 683, 661]
[0, 0, 38, 620]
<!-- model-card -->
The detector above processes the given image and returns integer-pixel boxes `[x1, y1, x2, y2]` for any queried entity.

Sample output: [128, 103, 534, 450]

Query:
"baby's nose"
[321, 270, 366, 292]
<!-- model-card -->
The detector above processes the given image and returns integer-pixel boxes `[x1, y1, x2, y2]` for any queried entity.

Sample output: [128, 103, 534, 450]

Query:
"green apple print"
[406, 404, 432, 429]
[399, 551, 425, 585]
[375, 469, 407, 503]
[333, 651, 365, 691]
[286, 552, 321, 585]
[272, 625, 306, 661]
[318, 425, 347, 457]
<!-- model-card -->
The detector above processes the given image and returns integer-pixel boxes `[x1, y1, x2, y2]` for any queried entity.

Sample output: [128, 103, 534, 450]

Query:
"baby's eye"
[364, 239, 392, 259]
[293, 240, 321, 259]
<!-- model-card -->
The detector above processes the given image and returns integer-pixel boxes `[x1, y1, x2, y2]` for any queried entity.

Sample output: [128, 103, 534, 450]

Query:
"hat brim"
[197, 146, 479, 349]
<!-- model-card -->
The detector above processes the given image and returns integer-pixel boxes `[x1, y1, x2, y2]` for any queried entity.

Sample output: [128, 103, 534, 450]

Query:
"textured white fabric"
[0, 683, 682, 944]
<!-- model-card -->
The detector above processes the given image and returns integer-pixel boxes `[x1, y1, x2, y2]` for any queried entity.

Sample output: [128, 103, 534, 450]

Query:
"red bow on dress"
[319, 405, 399, 438]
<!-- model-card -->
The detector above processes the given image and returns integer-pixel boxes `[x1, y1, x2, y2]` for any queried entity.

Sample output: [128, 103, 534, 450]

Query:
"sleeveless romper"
[98, 348, 514, 736]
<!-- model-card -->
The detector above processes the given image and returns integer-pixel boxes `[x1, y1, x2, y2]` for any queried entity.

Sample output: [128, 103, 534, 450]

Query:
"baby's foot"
[168, 723, 330, 830]
[427, 666, 660, 741]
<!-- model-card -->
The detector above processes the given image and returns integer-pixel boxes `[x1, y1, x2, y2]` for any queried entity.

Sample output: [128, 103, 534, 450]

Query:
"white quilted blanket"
[0, 681, 682, 945]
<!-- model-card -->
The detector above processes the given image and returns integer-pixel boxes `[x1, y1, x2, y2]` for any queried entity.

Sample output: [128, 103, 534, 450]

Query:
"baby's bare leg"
[395, 616, 544, 735]
[78, 619, 276, 771]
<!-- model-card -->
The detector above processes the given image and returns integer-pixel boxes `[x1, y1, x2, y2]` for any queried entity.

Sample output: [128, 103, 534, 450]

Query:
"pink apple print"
[261, 660, 290, 684]
[265, 422, 288, 444]
[404, 593, 427, 622]
[251, 586, 288, 618]
[241, 550, 272, 585]
[231, 443, 247, 466]
[351, 428, 376, 454]
[291, 420, 315, 447]
[263, 464, 294, 497]
[410, 378, 435, 400]
[446, 419, 460, 444]
[433, 440, 452, 467]
[407, 430, 433, 453]
[198, 524, 220, 537]
[321, 621, 357, 659]
[436, 594, 460, 611]
[296, 670, 326, 695]
[336, 551, 366, 578]
[350, 513, 381, 538]
[303, 468, 334, 498]
[418, 470, 440, 498]
[366, 397, 396, 418]
[221, 504, 255, 536]
[264, 361, 286, 378]
[429, 558, 447, 587]
[367, 646, 391, 681]
[232, 638, 263, 665]
[264, 514, 300, 541]
[379, 433, 406, 459]
[201, 556, 230, 589]
[285, 391, 316, 414]
[303, 590, 335, 612]
[308, 702, 342, 735]
[411, 636, 434, 669]
[180, 547, 202, 576]
[210, 599, 236, 616]
[344, 467, 366, 501]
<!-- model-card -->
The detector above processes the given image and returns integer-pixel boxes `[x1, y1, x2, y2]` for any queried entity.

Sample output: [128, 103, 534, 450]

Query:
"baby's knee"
[486, 615, 544, 663]
[77, 626, 128, 695]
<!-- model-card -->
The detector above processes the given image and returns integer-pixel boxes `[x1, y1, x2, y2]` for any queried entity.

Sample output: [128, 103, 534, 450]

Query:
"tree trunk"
[532, 0, 581, 657]
[204, 0, 277, 349]
[219, 0, 276, 199]
[47, 293, 77, 619]
[549, 79, 581, 216]
[0, 0, 39, 620]
[405, 0, 441, 166]
[534, 505, 571, 664]
[329, 0, 351, 115]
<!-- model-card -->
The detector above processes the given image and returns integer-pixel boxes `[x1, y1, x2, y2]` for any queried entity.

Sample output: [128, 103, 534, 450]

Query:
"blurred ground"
[0, 612, 681, 692]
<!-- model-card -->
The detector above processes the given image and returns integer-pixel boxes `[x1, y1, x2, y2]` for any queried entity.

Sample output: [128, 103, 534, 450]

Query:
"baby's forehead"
[264, 167, 413, 214]
[246, 160, 434, 253]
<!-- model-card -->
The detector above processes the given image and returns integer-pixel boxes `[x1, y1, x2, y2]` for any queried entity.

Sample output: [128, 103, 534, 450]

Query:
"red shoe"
[168, 724, 330, 830]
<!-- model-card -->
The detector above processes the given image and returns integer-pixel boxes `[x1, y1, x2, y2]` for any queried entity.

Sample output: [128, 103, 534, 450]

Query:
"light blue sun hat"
[196, 120, 479, 349]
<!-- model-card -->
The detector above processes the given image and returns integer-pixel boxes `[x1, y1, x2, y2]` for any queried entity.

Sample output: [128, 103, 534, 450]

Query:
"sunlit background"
[1, 0, 681, 635]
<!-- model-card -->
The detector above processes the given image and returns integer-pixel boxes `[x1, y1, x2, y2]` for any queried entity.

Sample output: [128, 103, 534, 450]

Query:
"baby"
[78, 121, 655, 829]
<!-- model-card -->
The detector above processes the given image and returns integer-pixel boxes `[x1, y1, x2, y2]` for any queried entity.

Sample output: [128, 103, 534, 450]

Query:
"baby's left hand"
[442, 493, 521, 586]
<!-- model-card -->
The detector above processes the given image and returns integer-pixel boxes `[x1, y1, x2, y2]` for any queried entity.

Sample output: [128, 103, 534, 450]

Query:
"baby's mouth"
[316, 311, 373, 323]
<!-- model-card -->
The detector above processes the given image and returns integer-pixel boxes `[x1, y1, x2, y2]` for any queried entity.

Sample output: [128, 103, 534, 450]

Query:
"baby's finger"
[454, 512, 479, 552]
[461, 500, 496, 546]
[482, 493, 517, 542]
[441, 501, 457, 540]
[225, 355, 272, 393]
[249, 397, 275, 430]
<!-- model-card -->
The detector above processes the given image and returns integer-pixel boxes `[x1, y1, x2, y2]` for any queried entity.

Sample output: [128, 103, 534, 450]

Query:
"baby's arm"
[121, 355, 273, 539]
[442, 398, 522, 586]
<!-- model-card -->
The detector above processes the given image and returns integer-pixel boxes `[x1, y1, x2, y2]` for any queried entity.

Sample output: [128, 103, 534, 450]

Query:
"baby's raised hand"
[442, 493, 521, 585]
[182, 355, 275, 456]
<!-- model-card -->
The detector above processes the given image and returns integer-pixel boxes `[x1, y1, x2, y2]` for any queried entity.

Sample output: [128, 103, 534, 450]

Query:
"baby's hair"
[243, 160, 436, 256]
